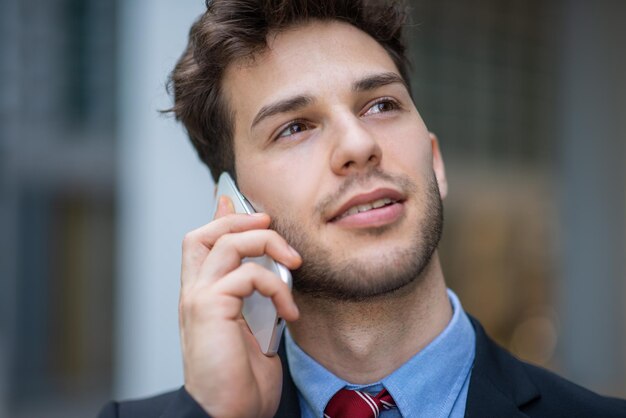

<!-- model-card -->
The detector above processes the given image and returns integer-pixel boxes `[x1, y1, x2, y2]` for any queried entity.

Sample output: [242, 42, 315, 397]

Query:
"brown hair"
[167, 0, 410, 181]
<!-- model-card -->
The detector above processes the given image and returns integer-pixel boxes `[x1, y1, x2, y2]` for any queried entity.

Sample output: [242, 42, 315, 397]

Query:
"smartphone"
[211, 172, 292, 356]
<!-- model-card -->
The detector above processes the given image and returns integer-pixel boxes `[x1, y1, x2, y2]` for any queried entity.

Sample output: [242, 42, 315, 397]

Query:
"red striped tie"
[324, 388, 397, 418]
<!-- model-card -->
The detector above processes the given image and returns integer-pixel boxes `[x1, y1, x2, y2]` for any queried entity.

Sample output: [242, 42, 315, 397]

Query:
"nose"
[329, 115, 382, 176]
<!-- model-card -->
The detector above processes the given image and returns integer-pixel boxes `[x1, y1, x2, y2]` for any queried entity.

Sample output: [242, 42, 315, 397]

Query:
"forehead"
[222, 20, 401, 132]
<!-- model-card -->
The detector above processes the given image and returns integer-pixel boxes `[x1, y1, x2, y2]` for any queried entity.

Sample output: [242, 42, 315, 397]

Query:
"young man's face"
[223, 20, 447, 300]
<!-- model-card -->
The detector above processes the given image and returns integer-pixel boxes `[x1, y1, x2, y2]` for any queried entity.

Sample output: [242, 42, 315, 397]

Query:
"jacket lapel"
[464, 316, 540, 418]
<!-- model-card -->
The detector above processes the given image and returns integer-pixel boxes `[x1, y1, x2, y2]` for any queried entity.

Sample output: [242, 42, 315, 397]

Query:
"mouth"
[328, 188, 406, 225]
[332, 196, 399, 221]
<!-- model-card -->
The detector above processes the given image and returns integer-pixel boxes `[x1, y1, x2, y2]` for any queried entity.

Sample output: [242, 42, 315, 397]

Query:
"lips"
[328, 188, 405, 223]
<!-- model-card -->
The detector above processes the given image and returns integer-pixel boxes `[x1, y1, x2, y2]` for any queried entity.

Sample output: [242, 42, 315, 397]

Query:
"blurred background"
[0, 0, 624, 416]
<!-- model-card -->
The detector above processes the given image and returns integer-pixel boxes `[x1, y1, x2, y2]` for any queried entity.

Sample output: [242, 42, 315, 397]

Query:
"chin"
[291, 240, 437, 301]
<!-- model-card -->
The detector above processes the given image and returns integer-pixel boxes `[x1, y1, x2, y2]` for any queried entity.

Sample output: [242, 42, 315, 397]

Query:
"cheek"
[379, 124, 432, 176]
[236, 151, 320, 219]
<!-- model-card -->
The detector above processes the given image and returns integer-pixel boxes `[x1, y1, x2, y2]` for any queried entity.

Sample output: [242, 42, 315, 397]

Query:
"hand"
[179, 196, 302, 418]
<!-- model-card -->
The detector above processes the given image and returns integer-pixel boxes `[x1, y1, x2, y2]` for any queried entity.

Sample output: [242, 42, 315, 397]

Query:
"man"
[100, 0, 626, 417]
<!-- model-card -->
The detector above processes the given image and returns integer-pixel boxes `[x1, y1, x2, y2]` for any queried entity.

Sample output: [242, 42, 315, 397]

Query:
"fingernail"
[224, 197, 235, 213]
[251, 213, 266, 218]
[288, 245, 300, 258]
[217, 196, 229, 212]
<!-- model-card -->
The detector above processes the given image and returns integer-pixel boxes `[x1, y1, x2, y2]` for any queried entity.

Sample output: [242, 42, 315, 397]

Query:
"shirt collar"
[285, 289, 476, 418]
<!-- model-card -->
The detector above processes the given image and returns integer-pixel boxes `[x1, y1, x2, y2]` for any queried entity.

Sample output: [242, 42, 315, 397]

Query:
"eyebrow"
[352, 72, 408, 93]
[250, 72, 407, 129]
[251, 95, 313, 129]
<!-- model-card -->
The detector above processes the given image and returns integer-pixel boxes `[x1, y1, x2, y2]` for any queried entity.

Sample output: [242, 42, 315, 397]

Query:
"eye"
[276, 121, 309, 140]
[363, 98, 399, 116]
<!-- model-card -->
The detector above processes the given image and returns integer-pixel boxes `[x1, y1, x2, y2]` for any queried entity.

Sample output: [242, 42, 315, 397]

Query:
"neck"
[287, 252, 452, 384]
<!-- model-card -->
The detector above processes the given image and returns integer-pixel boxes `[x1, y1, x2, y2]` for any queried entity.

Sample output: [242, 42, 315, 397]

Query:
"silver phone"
[212, 172, 292, 356]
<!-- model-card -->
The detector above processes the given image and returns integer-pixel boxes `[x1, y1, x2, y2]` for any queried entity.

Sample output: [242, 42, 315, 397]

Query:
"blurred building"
[0, 0, 624, 416]
[1, 0, 116, 416]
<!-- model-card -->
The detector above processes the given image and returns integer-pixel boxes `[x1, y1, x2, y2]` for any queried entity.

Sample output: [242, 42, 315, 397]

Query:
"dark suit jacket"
[99, 318, 626, 417]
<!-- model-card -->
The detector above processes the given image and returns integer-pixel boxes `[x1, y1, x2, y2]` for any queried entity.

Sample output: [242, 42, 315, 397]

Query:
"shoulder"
[468, 315, 626, 417]
[97, 386, 210, 418]
[520, 361, 626, 417]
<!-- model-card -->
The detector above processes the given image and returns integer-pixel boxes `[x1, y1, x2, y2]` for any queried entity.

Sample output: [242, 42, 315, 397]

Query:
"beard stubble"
[270, 170, 444, 302]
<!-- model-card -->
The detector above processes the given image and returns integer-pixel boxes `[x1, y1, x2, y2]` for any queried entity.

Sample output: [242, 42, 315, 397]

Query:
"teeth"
[337, 198, 395, 220]
[346, 206, 359, 216]
[372, 198, 392, 209]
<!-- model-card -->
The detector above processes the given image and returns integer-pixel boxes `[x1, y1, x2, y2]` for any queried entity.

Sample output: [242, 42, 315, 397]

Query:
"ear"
[429, 132, 448, 199]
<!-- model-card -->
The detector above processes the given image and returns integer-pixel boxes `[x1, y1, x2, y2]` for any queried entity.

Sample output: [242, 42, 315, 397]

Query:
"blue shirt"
[284, 289, 476, 418]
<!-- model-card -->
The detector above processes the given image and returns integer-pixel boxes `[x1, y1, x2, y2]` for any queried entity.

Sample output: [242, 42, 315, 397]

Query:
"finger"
[210, 263, 299, 322]
[185, 213, 271, 252]
[181, 213, 272, 280]
[198, 229, 301, 284]
[214, 196, 235, 220]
